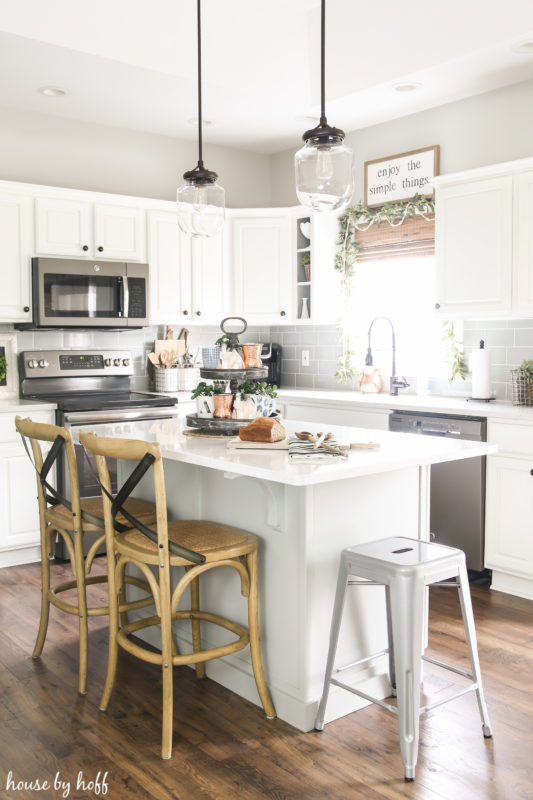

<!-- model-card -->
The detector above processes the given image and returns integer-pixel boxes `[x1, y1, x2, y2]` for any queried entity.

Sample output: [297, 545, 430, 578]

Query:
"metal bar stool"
[315, 536, 492, 781]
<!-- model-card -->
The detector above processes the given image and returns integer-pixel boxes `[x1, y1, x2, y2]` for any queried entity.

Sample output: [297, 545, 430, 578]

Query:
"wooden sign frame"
[364, 145, 440, 208]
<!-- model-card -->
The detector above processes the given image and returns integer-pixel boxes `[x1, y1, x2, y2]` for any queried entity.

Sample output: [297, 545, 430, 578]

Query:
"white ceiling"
[1, 0, 533, 154]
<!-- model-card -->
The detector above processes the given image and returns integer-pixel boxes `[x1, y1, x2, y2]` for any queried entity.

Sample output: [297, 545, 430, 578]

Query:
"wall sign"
[364, 145, 439, 207]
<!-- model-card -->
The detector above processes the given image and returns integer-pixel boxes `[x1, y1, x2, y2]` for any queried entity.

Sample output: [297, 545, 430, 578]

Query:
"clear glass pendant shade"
[295, 138, 353, 213]
[177, 179, 225, 238]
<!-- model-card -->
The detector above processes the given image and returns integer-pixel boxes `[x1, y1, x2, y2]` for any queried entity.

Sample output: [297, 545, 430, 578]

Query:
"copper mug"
[213, 393, 233, 419]
[242, 344, 263, 369]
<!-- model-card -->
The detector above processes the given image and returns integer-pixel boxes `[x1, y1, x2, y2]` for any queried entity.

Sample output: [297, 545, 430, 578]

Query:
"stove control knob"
[27, 359, 37, 369]
[114, 358, 121, 366]
[104, 358, 112, 367]
[38, 360, 48, 369]
[122, 358, 130, 367]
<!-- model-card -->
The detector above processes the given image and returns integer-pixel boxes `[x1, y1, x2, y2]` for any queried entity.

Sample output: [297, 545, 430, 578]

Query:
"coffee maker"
[261, 343, 282, 387]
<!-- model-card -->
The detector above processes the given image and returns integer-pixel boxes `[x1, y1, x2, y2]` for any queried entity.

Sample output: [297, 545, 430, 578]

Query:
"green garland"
[333, 193, 466, 385]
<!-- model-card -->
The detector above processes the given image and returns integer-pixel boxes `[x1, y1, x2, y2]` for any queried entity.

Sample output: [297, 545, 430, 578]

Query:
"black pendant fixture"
[177, 0, 225, 237]
[295, 0, 353, 212]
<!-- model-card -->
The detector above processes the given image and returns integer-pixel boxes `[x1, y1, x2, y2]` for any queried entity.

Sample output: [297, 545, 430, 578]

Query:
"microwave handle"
[121, 276, 129, 318]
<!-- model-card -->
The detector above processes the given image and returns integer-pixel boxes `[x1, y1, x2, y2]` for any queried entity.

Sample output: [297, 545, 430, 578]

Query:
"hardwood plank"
[1, 560, 533, 800]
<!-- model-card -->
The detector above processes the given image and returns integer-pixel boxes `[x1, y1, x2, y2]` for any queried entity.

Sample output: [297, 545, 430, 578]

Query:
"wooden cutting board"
[226, 438, 289, 450]
[154, 339, 185, 362]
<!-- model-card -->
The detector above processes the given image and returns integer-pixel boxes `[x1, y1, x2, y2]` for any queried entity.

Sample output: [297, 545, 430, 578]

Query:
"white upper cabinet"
[230, 211, 292, 324]
[434, 157, 533, 319]
[148, 207, 226, 325]
[513, 170, 533, 316]
[35, 196, 146, 261]
[0, 192, 32, 322]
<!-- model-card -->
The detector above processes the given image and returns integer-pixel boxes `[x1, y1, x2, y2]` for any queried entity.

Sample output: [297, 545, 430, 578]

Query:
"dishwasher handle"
[420, 426, 461, 436]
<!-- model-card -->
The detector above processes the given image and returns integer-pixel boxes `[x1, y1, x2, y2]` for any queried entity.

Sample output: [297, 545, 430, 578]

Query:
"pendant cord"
[197, 0, 204, 168]
[320, 0, 326, 126]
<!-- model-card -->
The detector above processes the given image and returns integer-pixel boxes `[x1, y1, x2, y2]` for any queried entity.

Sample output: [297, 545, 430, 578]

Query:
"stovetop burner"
[28, 391, 178, 413]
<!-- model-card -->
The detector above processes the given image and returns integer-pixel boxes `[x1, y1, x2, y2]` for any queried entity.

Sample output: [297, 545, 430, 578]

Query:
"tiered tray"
[187, 366, 271, 435]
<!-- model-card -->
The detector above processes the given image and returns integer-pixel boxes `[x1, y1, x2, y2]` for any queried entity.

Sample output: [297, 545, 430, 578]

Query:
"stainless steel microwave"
[29, 257, 149, 328]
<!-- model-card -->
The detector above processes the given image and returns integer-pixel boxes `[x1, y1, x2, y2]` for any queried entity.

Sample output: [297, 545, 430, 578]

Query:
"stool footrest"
[420, 682, 479, 713]
[330, 678, 398, 714]
[422, 653, 474, 681]
[335, 648, 389, 674]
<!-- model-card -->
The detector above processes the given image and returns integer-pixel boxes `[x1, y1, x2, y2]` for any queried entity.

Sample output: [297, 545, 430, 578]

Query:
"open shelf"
[296, 216, 312, 320]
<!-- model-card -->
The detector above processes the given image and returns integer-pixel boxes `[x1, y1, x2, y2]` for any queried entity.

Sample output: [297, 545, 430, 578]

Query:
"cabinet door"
[231, 215, 292, 323]
[485, 454, 533, 577]
[148, 209, 189, 324]
[35, 197, 92, 257]
[0, 442, 42, 552]
[514, 170, 533, 315]
[0, 193, 32, 322]
[93, 204, 146, 261]
[435, 176, 513, 317]
[190, 232, 226, 323]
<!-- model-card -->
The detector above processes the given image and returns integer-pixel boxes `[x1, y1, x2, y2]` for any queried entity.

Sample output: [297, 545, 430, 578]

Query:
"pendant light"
[177, 0, 225, 237]
[295, 0, 353, 212]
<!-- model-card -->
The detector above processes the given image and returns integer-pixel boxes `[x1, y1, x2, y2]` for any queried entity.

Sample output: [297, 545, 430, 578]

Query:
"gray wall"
[270, 78, 533, 207]
[0, 107, 271, 207]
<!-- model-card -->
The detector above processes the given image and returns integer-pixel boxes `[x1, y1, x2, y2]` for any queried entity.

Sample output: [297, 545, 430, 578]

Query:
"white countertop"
[80, 417, 496, 487]
[0, 397, 57, 413]
[276, 388, 533, 423]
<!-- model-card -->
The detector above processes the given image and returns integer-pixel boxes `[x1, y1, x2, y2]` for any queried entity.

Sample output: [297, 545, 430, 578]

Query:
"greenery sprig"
[0, 355, 6, 383]
[237, 380, 278, 399]
[441, 321, 468, 382]
[515, 359, 533, 381]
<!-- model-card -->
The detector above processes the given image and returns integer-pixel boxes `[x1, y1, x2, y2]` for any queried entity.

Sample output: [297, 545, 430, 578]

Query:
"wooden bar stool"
[15, 416, 156, 695]
[315, 536, 492, 781]
[80, 431, 276, 760]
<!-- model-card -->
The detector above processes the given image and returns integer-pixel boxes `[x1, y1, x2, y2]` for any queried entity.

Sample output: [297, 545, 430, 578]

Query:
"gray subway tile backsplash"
[9, 318, 533, 401]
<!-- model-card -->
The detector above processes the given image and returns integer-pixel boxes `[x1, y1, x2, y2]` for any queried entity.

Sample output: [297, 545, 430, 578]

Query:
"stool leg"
[188, 570, 205, 680]
[33, 525, 53, 661]
[246, 550, 276, 719]
[389, 574, 425, 782]
[72, 530, 89, 695]
[385, 585, 396, 697]
[456, 561, 493, 738]
[315, 558, 350, 731]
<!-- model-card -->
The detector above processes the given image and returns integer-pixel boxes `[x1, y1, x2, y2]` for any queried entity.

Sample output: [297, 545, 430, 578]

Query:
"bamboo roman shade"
[353, 214, 435, 262]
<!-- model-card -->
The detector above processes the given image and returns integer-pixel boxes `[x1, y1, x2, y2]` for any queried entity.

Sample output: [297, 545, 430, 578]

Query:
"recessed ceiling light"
[393, 82, 421, 93]
[513, 41, 533, 55]
[38, 86, 67, 97]
[188, 117, 212, 126]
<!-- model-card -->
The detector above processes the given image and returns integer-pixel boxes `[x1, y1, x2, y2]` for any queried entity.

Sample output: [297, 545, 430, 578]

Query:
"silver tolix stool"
[315, 536, 492, 781]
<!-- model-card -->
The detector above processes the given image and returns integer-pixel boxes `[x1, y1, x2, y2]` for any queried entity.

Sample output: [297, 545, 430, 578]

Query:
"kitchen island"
[85, 417, 496, 732]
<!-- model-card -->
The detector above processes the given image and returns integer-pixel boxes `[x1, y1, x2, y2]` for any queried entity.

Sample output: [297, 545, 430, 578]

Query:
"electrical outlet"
[301, 350, 310, 367]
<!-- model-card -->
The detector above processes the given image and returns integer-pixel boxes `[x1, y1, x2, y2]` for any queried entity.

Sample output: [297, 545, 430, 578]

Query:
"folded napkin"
[288, 435, 344, 463]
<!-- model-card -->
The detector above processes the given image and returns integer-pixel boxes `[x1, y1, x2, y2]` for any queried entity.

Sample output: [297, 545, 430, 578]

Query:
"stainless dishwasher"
[389, 411, 487, 573]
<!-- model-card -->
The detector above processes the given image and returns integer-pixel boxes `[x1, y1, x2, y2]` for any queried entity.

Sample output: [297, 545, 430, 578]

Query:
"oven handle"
[63, 406, 179, 425]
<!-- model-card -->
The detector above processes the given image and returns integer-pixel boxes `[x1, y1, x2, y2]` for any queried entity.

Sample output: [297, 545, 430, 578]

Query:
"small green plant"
[516, 359, 533, 381]
[442, 321, 468, 382]
[301, 252, 310, 266]
[191, 381, 218, 400]
[237, 380, 277, 399]
[0, 354, 6, 384]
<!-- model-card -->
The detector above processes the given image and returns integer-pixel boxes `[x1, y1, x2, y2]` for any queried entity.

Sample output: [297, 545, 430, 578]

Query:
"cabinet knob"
[195, 310, 201, 316]
[183, 310, 189, 315]
[435, 303, 440, 310]
[23, 306, 30, 313]
[97, 246, 104, 252]
[530, 469, 533, 476]
[82, 245, 89, 252]
[280, 310, 286, 317]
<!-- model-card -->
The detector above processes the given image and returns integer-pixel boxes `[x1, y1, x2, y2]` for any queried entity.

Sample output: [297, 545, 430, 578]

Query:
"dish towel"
[288, 435, 344, 463]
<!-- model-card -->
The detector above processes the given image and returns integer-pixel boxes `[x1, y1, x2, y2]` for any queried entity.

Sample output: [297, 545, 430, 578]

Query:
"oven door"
[54, 406, 177, 560]
[33, 258, 148, 327]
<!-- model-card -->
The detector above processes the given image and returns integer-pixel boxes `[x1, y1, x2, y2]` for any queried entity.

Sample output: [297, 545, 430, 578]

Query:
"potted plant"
[512, 359, 533, 405]
[301, 251, 311, 282]
[0, 353, 6, 387]
[190, 382, 223, 418]
[237, 380, 278, 417]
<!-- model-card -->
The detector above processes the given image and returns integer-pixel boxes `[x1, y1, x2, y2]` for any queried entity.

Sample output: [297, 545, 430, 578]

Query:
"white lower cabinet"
[485, 421, 533, 599]
[0, 409, 55, 568]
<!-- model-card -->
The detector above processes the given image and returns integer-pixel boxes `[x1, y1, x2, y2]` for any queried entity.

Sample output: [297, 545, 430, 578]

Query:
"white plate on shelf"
[300, 221, 311, 240]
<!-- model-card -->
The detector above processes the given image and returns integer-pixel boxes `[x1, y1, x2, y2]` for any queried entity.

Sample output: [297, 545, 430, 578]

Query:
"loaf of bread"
[239, 417, 286, 443]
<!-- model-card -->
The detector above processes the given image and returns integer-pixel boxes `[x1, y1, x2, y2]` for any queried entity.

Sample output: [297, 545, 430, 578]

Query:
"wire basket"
[511, 370, 533, 405]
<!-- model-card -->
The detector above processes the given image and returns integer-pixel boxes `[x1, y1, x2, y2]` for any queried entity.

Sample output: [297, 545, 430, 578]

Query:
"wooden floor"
[1, 559, 532, 800]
